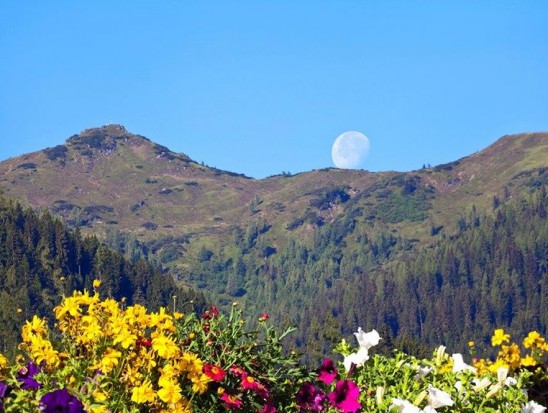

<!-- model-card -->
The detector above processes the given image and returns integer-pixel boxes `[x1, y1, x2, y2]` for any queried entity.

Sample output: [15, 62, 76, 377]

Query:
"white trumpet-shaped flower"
[451, 353, 476, 373]
[521, 400, 546, 413]
[427, 385, 454, 409]
[390, 398, 421, 413]
[472, 377, 491, 392]
[343, 328, 381, 371]
[343, 347, 369, 371]
[414, 365, 433, 381]
[354, 327, 381, 350]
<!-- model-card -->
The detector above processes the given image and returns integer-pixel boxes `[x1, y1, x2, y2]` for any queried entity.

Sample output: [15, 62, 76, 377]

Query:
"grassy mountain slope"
[1, 125, 547, 358]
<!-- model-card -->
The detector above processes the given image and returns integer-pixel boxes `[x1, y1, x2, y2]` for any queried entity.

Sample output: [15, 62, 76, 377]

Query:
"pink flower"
[220, 392, 243, 409]
[296, 382, 326, 412]
[328, 380, 361, 413]
[204, 364, 226, 382]
[317, 358, 338, 385]
[259, 403, 276, 413]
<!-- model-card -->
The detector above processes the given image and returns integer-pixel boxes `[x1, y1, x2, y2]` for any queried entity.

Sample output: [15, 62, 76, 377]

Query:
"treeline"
[174, 185, 547, 363]
[0, 198, 205, 356]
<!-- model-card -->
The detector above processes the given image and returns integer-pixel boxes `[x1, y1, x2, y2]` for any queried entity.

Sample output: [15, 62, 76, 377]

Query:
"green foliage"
[0, 198, 205, 357]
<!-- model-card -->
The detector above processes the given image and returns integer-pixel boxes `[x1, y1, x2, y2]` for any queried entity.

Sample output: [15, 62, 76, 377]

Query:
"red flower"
[241, 373, 260, 391]
[204, 364, 226, 382]
[136, 337, 152, 348]
[202, 306, 219, 319]
[328, 380, 361, 413]
[259, 313, 269, 322]
[241, 373, 269, 399]
[220, 392, 243, 409]
[317, 358, 338, 385]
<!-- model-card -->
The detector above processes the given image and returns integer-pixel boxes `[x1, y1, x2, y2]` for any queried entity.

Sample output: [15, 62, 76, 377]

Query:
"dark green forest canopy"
[0, 197, 205, 356]
[174, 185, 548, 363]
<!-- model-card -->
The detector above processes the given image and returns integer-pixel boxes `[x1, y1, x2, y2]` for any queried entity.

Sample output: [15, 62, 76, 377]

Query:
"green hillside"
[0, 125, 546, 360]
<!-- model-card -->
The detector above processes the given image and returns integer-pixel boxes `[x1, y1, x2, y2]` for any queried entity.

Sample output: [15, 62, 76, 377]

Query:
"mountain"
[1, 125, 547, 360]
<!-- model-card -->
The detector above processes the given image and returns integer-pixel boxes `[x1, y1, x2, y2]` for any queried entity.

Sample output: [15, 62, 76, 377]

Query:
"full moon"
[331, 131, 370, 169]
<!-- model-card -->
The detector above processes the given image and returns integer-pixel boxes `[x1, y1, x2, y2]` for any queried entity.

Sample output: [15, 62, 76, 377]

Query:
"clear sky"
[1, 1, 547, 178]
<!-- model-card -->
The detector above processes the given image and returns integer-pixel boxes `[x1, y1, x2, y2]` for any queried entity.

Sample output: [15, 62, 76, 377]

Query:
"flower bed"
[0, 283, 546, 412]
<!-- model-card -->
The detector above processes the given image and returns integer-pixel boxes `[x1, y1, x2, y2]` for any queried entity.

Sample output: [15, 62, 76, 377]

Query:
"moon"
[331, 131, 370, 169]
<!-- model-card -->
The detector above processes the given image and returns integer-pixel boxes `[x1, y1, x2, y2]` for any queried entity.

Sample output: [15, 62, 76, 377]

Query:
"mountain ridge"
[1, 125, 547, 359]
[0, 125, 546, 250]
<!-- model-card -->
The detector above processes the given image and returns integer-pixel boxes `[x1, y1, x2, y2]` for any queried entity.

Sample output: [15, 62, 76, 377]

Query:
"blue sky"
[1, 1, 547, 178]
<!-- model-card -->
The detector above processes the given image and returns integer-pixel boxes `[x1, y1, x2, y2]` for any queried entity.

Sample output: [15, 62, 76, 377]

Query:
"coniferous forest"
[0, 197, 205, 357]
[178, 185, 548, 362]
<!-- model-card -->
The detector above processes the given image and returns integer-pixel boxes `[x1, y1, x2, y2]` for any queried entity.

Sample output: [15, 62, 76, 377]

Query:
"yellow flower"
[523, 331, 545, 349]
[93, 390, 108, 402]
[468, 341, 475, 347]
[520, 355, 537, 367]
[499, 343, 521, 369]
[158, 377, 183, 405]
[488, 359, 509, 374]
[0, 353, 8, 369]
[54, 296, 81, 320]
[113, 327, 137, 349]
[152, 335, 179, 359]
[491, 329, 510, 346]
[97, 348, 122, 373]
[93, 279, 102, 289]
[22, 315, 48, 342]
[131, 379, 156, 404]
[191, 374, 211, 394]
[28, 335, 60, 367]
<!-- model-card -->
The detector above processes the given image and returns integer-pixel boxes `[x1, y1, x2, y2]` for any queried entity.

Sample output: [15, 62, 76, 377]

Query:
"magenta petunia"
[328, 380, 361, 413]
[317, 358, 338, 385]
[295, 382, 326, 412]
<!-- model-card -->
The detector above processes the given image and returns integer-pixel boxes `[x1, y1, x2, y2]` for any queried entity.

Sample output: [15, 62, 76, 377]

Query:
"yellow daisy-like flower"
[93, 279, 102, 289]
[152, 335, 179, 359]
[54, 296, 81, 320]
[93, 390, 108, 402]
[157, 377, 183, 405]
[21, 315, 48, 342]
[498, 343, 521, 369]
[523, 331, 545, 349]
[113, 327, 137, 349]
[520, 355, 537, 367]
[0, 353, 9, 369]
[97, 348, 122, 374]
[131, 379, 156, 404]
[191, 373, 211, 394]
[491, 329, 510, 346]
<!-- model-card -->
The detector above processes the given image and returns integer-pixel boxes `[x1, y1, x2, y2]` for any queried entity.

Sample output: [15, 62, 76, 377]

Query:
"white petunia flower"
[452, 353, 476, 373]
[472, 377, 491, 392]
[390, 398, 421, 413]
[497, 367, 509, 385]
[414, 365, 433, 381]
[427, 385, 454, 409]
[521, 400, 546, 413]
[434, 345, 446, 365]
[343, 347, 369, 371]
[354, 327, 381, 350]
